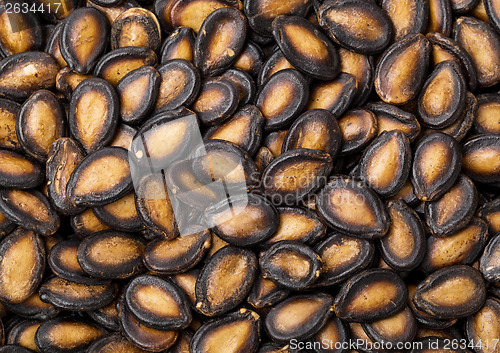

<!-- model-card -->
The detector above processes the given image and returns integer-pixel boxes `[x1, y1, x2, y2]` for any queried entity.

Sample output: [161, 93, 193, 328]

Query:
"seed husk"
[462, 134, 500, 184]
[0, 212, 14, 238]
[427, 0, 453, 35]
[144, 229, 211, 275]
[110, 124, 136, 151]
[260, 241, 321, 290]
[381, 0, 428, 40]
[117, 65, 160, 125]
[453, 16, 500, 87]
[160, 27, 196, 63]
[265, 292, 333, 343]
[34, 318, 105, 353]
[318, 0, 393, 55]
[374, 33, 431, 105]
[16, 90, 65, 162]
[191, 308, 261, 353]
[111, 8, 161, 51]
[0, 52, 59, 101]
[0, 149, 44, 189]
[67, 147, 132, 207]
[124, 274, 192, 330]
[414, 265, 487, 319]
[417, 60, 467, 129]
[480, 233, 500, 282]
[424, 174, 478, 236]
[256, 69, 309, 131]
[272, 15, 339, 80]
[317, 176, 390, 239]
[155, 59, 200, 112]
[379, 200, 426, 272]
[60, 7, 110, 74]
[196, 246, 257, 316]
[69, 77, 119, 153]
[0, 189, 60, 236]
[194, 8, 247, 77]
[334, 268, 408, 322]
[411, 132, 462, 201]
[0, 229, 45, 304]
[422, 217, 489, 273]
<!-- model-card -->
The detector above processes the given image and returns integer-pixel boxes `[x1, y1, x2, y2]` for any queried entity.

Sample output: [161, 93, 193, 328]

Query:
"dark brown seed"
[234, 41, 264, 77]
[87, 298, 120, 331]
[272, 15, 339, 80]
[264, 130, 287, 157]
[427, 32, 478, 91]
[0, 211, 14, 237]
[247, 273, 290, 309]
[87, 334, 147, 353]
[69, 77, 119, 153]
[117, 65, 160, 125]
[0, 229, 45, 304]
[411, 132, 462, 201]
[451, 0, 479, 13]
[55, 67, 93, 100]
[60, 7, 110, 74]
[94, 46, 158, 86]
[0, 98, 20, 151]
[337, 108, 378, 156]
[480, 234, 500, 282]
[338, 48, 374, 106]
[205, 104, 264, 156]
[45, 22, 68, 69]
[462, 134, 500, 184]
[134, 174, 178, 239]
[191, 308, 261, 353]
[111, 8, 161, 51]
[124, 274, 192, 330]
[308, 314, 348, 353]
[16, 90, 65, 161]
[194, 8, 247, 77]
[422, 217, 488, 273]
[408, 283, 458, 329]
[382, 0, 429, 40]
[0, 189, 60, 236]
[170, 269, 200, 307]
[306, 73, 357, 118]
[110, 124, 137, 151]
[220, 68, 256, 107]
[257, 343, 292, 353]
[155, 59, 200, 112]
[359, 130, 412, 197]
[374, 33, 431, 105]
[260, 241, 321, 290]
[425, 174, 478, 236]
[262, 149, 332, 204]
[160, 27, 196, 63]
[265, 292, 333, 343]
[34, 318, 105, 353]
[466, 297, 500, 353]
[39, 277, 117, 311]
[67, 147, 132, 207]
[317, 176, 390, 239]
[282, 109, 341, 160]
[92, 192, 143, 232]
[366, 102, 421, 142]
[478, 197, 500, 236]
[334, 268, 408, 322]
[263, 206, 326, 247]
[168, 0, 243, 33]
[254, 146, 274, 173]
[119, 301, 178, 352]
[192, 76, 239, 126]
[6, 319, 40, 351]
[0, 346, 32, 353]
[48, 239, 108, 285]
[0, 149, 44, 189]
[379, 200, 426, 272]
[0, 5, 42, 57]
[144, 229, 211, 274]
[196, 246, 257, 316]
[418, 60, 467, 129]
[70, 208, 111, 237]
[362, 306, 417, 345]
[453, 16, 500, 87]
[474, 94, 500, 135]
[0, 52, 59, 101]
[256, 69, 309, 131]
[77, 231, 145, 279]
[414, 265, 487, 319]
[485, 0, 500, 34]
[315, 232, 374, 286]
[427, 0, 453, 35]
[318, 0, 393, 55]
[257, 49, 295, 87]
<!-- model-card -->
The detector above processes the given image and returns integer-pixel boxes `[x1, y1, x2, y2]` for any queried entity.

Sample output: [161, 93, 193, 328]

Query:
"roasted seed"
[474, 93, 500, 135]
[70, 208, 111, 238]
[462, 134, 500, 184]
[92, 192, 143, 232]
[160, 27, 196, 63]
[306, 73, 357, 117]
[0, 98, 20, 151]
[480, 233, 500, 282]
[362, 306, 417, 345]
[247, 273, 290, 309]
[111, 8, 161, 51]
[87, 334, 147, 353]
[0, 149, 44, 189]
[366, 102, 421, 142]
[382, 0, 428, 40]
